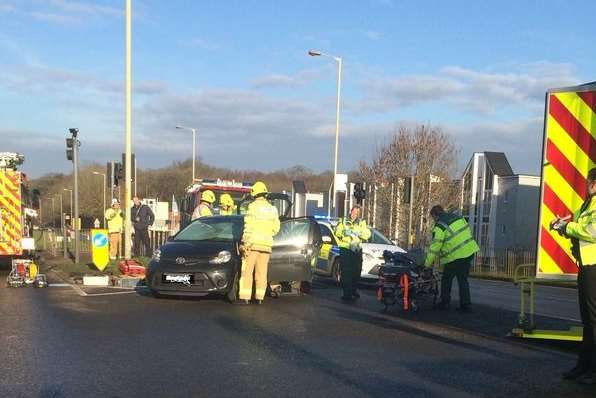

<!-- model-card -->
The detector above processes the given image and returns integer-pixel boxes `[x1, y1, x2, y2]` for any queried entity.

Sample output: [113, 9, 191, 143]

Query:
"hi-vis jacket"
[219, 206, 236, 216]
[242, 198, 280, 253]
[334, 218, 371, 251]
[565, 195, 596, 266]
[192, 203, 213, 220]
[424, 213, 479, 268]
[104, 208, 123, 234]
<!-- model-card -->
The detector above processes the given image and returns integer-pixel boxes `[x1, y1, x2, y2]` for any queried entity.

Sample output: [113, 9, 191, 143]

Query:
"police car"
[314, 217, 406, 282]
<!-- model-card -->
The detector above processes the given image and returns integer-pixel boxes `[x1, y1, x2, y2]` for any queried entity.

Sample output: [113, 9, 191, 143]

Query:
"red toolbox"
[118, 259, 146, 277]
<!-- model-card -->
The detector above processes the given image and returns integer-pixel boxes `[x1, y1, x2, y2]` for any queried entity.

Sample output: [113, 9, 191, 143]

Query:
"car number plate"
[164, 274, 192, 284]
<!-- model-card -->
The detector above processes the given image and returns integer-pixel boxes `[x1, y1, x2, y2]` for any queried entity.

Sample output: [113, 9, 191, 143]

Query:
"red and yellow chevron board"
[0, 169, 23, 256]
[537, 83, 596, 279]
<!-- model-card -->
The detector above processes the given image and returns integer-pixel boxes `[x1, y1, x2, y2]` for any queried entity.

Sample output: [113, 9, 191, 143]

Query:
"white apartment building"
[461, 152, 540, 251]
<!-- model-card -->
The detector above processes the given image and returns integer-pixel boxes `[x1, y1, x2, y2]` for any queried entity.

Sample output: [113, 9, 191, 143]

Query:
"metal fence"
[469, 248, 536, 279]
[34, 228, 172, 259]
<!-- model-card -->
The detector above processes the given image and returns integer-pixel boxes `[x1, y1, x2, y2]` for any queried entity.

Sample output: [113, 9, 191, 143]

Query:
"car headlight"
[209, 250, 231, 264]
[152, 249, 161, 263]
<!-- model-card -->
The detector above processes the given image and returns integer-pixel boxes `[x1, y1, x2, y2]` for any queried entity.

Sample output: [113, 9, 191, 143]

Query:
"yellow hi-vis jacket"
[565, 195, 596, 266]
[334, 218, 371, 251]
[424, 213, 479, 268]
[192, 203, 213, 220]
[219, 206, 236, 216]
[242, 197, 280, 253]
[104, 208, 123, 233]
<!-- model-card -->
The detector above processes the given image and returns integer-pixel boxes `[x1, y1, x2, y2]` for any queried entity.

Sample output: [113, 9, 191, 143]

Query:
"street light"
[308, 49, 342, 216]
[93, 171, 107, 228]
[176, 125, 197, 183]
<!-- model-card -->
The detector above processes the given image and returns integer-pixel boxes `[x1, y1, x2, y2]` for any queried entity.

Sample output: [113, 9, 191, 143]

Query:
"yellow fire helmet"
[251, 181, 268, 197]
[220, 193, 234, 207]
[201, 190, 216, 204]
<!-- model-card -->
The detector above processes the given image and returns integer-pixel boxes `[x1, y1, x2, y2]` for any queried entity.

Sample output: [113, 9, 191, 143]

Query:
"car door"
[316, 223, 337, 275]
[268, 217, 321, 283]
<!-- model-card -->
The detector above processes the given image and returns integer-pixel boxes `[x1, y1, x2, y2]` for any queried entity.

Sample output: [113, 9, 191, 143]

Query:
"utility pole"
[57, 193, 67, 259]
[124, 0, 133, 259]
[67, 128, 81, 263]
[407, 176, 415, 249]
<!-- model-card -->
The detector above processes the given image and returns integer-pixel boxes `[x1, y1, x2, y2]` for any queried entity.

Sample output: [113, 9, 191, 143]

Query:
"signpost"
[91, 229, 110, 271]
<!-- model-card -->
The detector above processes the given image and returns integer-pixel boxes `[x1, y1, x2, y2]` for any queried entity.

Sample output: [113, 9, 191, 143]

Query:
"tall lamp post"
[176, 125, 197, 183]
[93, 171, 107, 228]
[308, 49, 342, 216]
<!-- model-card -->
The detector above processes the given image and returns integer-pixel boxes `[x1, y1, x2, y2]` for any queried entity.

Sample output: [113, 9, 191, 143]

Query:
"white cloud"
[250, 68, 322, 89]
[358, 62, 580, 114]
[47, 0, 122, 18]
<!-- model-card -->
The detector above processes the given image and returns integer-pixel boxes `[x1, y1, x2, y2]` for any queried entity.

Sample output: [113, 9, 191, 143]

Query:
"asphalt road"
[1, 268, 592, 398]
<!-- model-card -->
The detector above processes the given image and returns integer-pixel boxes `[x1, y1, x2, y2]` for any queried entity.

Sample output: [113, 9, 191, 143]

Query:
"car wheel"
[332, 259, 341, 285]
[150, 289, 162, 298]
[226, 272, 239, 303]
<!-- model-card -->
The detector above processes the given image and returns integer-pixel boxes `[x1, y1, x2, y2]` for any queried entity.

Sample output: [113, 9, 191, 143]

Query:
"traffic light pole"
[72, 129, 80, 264]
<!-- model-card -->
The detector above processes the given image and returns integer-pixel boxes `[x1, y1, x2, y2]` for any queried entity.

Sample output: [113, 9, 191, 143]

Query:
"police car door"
[268, 217, 321, 283]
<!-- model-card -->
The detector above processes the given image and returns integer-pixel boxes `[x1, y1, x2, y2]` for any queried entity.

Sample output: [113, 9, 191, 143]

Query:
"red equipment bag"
[118, 259, 146, 277]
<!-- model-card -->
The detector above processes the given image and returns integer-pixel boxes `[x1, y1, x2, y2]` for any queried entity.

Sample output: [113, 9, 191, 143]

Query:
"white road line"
[48, 283, 70, 287]
[83, 290, 139, 297]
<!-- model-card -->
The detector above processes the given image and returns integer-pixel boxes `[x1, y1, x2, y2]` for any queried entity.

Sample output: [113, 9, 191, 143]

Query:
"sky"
[1, 0, 595, 178]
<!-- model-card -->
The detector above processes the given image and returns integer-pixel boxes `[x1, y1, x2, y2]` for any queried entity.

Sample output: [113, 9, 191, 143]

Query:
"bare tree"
[358, 123, 460, 248]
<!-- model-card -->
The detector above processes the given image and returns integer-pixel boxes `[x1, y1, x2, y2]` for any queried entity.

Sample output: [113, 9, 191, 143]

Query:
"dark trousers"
[339, 247, 362, 298]
[440, 255, 473, 307]
[577, 265, 596, 369]
[133, 228, 151, 257]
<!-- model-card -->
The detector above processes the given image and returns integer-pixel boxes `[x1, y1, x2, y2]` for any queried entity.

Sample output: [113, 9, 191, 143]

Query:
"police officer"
[554, 167, 596, 384]
[334, 205, 371, 301]
[219, 193, 236, 216]
[237, 181, 280, 305]
[192, 190, 215, 220]
[424, 205, 479, 311]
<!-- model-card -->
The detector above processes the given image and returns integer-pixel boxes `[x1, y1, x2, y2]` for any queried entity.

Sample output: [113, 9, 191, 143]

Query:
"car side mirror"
[322, 236, 332, 244]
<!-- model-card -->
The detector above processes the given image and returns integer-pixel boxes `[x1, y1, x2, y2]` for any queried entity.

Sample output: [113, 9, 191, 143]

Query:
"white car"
[314, 220, 407, 281]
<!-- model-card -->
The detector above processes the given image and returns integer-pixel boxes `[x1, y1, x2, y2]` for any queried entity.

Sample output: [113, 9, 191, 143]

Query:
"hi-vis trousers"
[239, 250, 271, 300]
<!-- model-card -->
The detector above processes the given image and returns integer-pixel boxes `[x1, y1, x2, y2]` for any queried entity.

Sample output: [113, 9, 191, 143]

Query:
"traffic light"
[113, 162, 123, 186]
[66, 138, 74, 161]
[353, 182, 366, 205]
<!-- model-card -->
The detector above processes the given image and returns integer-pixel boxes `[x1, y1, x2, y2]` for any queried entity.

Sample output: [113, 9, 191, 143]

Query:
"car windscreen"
[371, 229, 392, 245]
[174, 217, 243, 242]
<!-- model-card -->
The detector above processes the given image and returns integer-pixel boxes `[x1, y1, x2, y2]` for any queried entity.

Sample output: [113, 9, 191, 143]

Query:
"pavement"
[0, 265, 593, 398]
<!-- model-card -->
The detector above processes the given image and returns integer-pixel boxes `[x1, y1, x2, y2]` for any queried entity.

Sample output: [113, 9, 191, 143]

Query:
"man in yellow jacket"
[334, 205, 371, 301]
[553, 167, 596, 384]
[219, 193, 236, 216]
[237, 181, 280, 305]
[425, 205, 479, 311]
[192, 190, 215, 220]
[104, 199, 123, 260]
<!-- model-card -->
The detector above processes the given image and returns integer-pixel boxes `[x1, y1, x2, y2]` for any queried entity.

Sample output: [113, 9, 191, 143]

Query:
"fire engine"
[0, 152, 36, 259]
[180, 179, 253, 228]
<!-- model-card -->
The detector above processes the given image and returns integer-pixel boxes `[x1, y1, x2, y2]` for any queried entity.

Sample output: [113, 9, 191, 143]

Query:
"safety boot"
[234, 299, 250, 305]
[255, 299, 263, 305]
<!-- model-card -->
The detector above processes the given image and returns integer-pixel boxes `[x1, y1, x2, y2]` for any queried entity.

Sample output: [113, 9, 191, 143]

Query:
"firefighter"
[553, 167, 596, 384]
[424, 205, 479, 311]
[334, 205, 371, 301]
[104, 199, 123, 260]
[192, 190, 215, 220]
[237, 181, 280, 305]
[219, 193, 236, 216]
